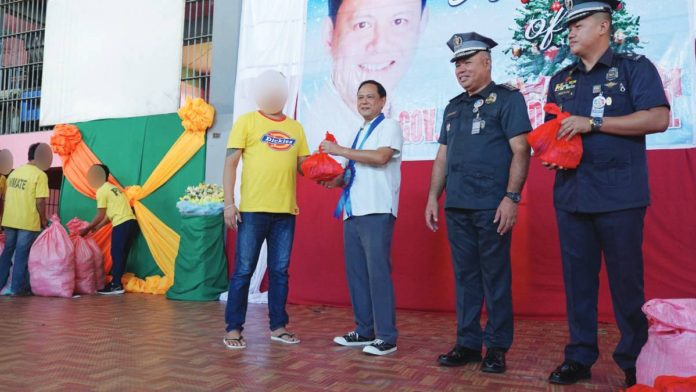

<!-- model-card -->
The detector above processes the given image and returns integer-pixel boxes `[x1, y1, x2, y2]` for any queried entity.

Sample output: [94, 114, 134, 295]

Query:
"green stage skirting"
[166, 214, 228, 301]
[58, 113, 205, 278]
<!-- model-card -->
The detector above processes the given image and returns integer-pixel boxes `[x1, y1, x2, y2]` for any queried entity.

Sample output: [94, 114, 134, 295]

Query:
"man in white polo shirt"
[320, 80, 403, 356]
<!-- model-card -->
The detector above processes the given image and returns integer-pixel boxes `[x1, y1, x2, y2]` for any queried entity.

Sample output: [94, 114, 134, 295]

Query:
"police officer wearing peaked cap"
[425, 32, 532, 374]
[544, 0, 671, 387]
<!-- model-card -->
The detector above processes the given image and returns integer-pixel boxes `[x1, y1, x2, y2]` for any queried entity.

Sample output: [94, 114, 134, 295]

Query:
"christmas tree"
[505, 0, 641, 81]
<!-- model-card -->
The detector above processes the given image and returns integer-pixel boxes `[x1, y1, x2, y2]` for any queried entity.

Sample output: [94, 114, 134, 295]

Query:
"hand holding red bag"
[527, 103, 584, 169]
[301, 132, 345, 182]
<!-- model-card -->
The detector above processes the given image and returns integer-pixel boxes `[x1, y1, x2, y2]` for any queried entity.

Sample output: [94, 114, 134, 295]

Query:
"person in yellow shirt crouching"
[80, 164, 137, 295]
[0, 143, 52, 296]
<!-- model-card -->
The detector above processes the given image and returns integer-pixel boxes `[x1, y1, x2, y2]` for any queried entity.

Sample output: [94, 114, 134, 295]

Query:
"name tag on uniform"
[472, 118, 485, 135]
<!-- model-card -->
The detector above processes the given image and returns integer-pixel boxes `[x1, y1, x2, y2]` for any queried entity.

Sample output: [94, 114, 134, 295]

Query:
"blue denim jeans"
[110, 219, 137, 285]
[225, 212, 296, 332]
[0, 228, 40, 294]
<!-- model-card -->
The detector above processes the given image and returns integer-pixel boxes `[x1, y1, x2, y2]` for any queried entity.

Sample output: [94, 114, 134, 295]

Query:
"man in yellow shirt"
[222, 70, 309, 349]
[80, 164, 137, 295]
[0, 143, 52, 296]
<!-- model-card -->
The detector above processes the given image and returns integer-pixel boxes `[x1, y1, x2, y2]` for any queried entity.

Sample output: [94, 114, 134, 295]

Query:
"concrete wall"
[204, 0, 243, 184]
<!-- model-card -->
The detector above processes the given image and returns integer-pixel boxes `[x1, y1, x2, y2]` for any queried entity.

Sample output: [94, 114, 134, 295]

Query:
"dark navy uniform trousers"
[556, 207, 648, 370]
[446, 208, 513, 351]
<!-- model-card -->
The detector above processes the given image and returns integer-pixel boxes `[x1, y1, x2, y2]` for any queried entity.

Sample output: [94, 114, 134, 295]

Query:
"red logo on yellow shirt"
[261, 131, 296, 151]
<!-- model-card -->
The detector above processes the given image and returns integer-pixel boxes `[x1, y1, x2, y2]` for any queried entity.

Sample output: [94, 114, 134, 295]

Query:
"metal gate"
[0, 0, 48, 135]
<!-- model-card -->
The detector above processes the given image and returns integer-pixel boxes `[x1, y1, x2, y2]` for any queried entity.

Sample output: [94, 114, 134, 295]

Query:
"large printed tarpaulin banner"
[299, 0, 695, 161]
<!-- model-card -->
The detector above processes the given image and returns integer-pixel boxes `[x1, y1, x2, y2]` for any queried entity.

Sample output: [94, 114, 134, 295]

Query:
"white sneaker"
[363, 339, 397, 356]
[333, 331, 376, 347]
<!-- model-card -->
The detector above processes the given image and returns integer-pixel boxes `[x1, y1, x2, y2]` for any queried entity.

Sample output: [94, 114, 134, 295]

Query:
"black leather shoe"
[481, 348, 506, 373]
[624, 367, 637, 387]
[548, 360, 592, 385]
[437, 346, 482, 367]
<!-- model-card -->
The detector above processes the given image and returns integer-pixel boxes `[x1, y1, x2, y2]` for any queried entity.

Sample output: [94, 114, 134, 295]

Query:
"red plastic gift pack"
[301, 132, 345, 182]
[628, 376, 696, 392]
[654, 376, 696, 391]
[636, 299, 696, 387]
[527, 103, 583, 169]
[28, 215, 75, 298]
[66, 218, 97, 295]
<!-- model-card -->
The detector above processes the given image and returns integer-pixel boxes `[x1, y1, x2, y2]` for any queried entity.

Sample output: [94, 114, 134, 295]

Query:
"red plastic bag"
[527, 103, 583, 169]
[301, 132, 344, 182]
[28, 215, 75, 298]
[627, 385, 659, 392]
[654, 376, 696, 391]
[637, 299, 696, 386]
[66, 218, 97, 294]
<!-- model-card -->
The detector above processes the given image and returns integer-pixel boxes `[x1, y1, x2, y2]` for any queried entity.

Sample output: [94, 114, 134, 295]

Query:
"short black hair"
[93, 164, 110, 181]
[328, 0, 427, 25]
[358, 80, 387, 98]
[28, 143, 41, 161]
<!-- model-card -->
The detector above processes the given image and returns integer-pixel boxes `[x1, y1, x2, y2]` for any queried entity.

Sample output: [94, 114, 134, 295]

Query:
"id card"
[590, 94, 606, 119]
[472, 118, 485, 135]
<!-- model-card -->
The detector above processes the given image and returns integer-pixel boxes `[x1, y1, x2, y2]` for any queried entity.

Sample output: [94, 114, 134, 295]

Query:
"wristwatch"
[590, 117, 603, 132]
[505, 192, 521, 204]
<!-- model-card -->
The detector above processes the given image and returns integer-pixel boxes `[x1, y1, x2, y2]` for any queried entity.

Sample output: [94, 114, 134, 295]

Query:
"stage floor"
[0, 295, 627, 391]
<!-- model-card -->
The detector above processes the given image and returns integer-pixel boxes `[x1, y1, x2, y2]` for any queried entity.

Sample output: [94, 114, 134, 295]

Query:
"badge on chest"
[554, 79, 577, 99]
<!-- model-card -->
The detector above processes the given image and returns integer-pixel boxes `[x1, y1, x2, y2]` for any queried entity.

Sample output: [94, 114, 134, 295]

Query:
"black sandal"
[271, 332, 301, 344]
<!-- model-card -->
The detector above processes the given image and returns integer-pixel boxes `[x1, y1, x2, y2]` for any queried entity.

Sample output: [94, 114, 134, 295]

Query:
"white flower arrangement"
[177, 183, 225, 216]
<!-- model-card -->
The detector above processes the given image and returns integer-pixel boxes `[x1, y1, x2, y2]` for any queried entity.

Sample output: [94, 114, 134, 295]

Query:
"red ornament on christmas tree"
[521, 0, 529, 4]
[551, 1, 561, 11]
[617, 1, 623, 10]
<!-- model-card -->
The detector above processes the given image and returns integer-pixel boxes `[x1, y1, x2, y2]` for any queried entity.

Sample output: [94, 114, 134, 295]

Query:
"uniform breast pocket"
[478, 112, 501, 136]
[556, 95, 578, 115]
[603, 80, 632, 115]
[591, 151, 632, 187]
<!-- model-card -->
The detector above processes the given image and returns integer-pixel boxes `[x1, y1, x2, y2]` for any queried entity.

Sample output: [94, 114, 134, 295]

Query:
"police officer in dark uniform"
[425, 32, 532, 374]
[544, 0, 671, 387]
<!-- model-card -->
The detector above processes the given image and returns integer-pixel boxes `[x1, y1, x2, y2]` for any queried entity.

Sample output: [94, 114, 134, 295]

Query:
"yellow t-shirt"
[0, 174, 6, 200]
[1, 164, 49, 232]
[227, 111, 310, 214]
[96, 183, 136, 227]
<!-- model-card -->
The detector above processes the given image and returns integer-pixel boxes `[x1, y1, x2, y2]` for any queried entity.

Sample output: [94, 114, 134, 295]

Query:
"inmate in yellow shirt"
[227, 111, 310, 215]
[96, 183, 136, 227]
[1, 164, 49, 232]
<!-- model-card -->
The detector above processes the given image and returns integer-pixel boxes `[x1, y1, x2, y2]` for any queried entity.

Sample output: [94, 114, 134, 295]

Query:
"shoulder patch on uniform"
[498, 82, 519, 91]
[618, 52, 644, 61]
[555, 63, 577, 76]
[449, 92, 467, 102]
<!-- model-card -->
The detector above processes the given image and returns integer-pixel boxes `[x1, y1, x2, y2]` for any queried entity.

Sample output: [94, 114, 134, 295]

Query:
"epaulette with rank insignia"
[449, 91, 467, 102]
[498, 82, 519, 91]
[617, 52, 644, 61]
[558, 63, 576, 73]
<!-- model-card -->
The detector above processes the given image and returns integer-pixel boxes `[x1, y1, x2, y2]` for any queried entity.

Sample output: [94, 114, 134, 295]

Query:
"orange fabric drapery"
[51, 124, 123, 272]
[50, 98, 215, 294]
